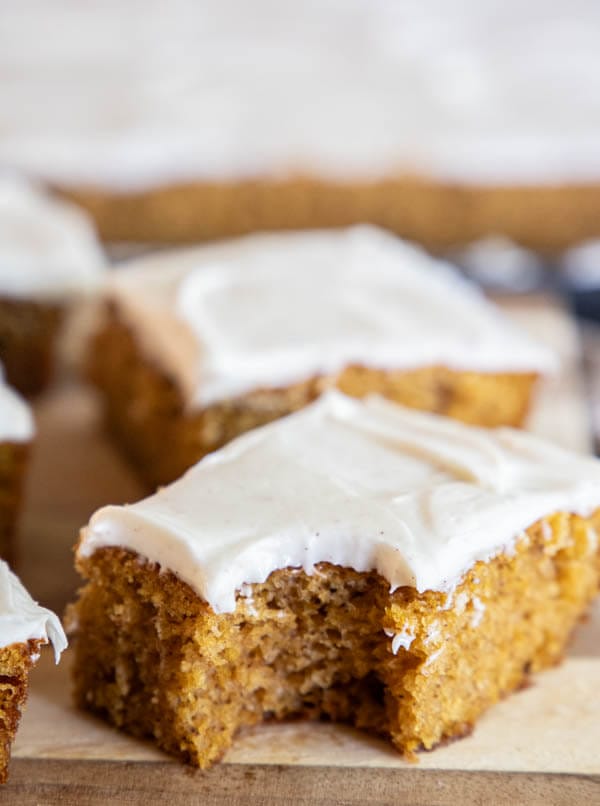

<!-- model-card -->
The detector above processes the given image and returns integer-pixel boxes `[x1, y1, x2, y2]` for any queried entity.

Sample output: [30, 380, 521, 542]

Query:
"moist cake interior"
[72, 508, 600, 767]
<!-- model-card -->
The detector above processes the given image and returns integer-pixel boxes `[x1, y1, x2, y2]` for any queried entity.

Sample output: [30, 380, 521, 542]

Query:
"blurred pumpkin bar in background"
[0, 176, 105, 396]
[0, 1, 599, 250]
[89, 226, 554, 488]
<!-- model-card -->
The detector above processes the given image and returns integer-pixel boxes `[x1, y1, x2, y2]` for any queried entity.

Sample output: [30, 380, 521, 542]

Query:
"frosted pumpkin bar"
[0, 175, 105, 395]
[4, 1, 600, 250]
[0, 375, 34, 562]
[0, 561, 66, 783]
[70, 392, 600, 768]
[90, 225, 553, 488]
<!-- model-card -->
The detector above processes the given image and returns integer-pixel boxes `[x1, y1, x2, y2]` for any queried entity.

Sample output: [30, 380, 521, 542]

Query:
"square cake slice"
[90, 225, 554, 488]
[71, 392, 600, 768]
[4, 2, 600, 252]
[0, 175, 105, 395]
[0, 377, 34, 563]
[0, 560, 67, 783]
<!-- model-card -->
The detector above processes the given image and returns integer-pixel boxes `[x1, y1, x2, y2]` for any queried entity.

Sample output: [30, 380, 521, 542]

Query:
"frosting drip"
[0, 561, 67, 662]
[108, 227, 555, 407]
[78, 392, 600, 614]
[0, 0, 599, 188]
[0, 175, 105, 299]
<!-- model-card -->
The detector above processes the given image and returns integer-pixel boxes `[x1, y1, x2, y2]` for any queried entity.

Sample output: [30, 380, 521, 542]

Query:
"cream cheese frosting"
[0, 175, 105, 300]
[0, 0, 599, 189]
[107, 226, 555, 408]
[78, 391, 600, 614]
[0, 561, 67, 662]
[0, 376, 34, 443]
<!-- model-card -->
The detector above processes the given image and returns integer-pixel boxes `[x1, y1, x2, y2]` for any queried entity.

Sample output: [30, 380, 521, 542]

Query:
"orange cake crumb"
[70, 510, 600, 768]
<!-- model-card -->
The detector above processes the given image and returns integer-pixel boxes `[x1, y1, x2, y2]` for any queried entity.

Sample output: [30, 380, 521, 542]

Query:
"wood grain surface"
[5, 760, 600, 806]
[2, 296, 598, 804]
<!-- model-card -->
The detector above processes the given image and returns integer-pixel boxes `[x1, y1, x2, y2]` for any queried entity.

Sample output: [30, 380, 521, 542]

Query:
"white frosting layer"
[78, 392, 600, 614]
[0, 378, 34, 443]
[0, 0, 599, 189]
[108, 227, 555, 407]
[0, 175, 105, 300]
[0, 561, 67, 662]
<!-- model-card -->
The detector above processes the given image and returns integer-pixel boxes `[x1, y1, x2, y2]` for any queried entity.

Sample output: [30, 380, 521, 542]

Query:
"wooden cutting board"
[3, 296, 599, 805]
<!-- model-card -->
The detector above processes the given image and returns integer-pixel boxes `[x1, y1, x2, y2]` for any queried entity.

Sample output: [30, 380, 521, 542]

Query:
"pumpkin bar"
[0, 175, 105, 395]
[91, 226, 554, 488]
[0, 377, 34, 563]
[2, 1, 600, 250]
[0, 560, 66, 783]
[70, 393, 600, 767]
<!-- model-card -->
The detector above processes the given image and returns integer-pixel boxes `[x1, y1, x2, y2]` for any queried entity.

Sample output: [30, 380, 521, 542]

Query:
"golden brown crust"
[59, 176, 600, 252]
[0, 442, 29, 564]
[89, 307, 539, 489]
[70, 508, 600, 768]
[0, 639, 42, 784]
[0, 297, 63, 396]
